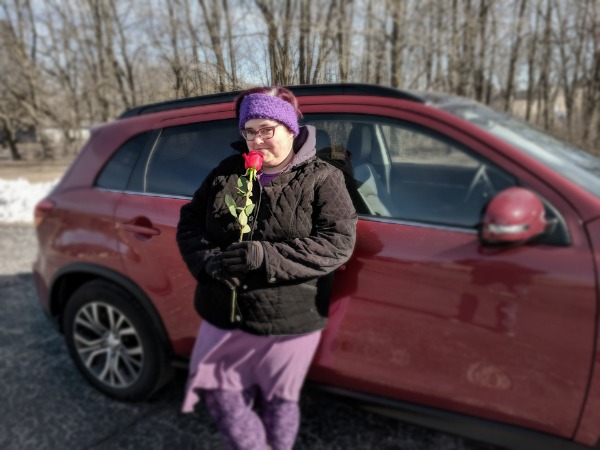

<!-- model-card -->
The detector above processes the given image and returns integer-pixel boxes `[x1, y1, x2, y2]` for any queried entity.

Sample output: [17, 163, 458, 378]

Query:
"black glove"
[221, 241, 264, 274]
[204, 254, 241, 289]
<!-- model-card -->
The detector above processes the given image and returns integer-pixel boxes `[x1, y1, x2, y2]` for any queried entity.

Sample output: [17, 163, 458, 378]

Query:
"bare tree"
[0, 0, 599, 158]
[0, 0, 56, 159]
[298, 0, 336, 84]
[389, 0, 406, 88]
[255, 0, 297, 85]
[537, 0, 554, 129]
[0, 95, 25, 160]
[503, 0, 527, 111]
[524, 0, 542, 121]
[0, 19, 24, 159]
[333, 0, 354, 82]
[198, 0, 235, 91]
[473, 0, 493, 102]
[581, 1, 600, 148]
[361, 0, 387, 85]
[109, 1, 138, 107]
[554, 0, 588, 140]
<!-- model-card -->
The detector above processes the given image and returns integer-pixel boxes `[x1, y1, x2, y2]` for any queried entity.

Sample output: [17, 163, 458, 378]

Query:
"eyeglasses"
[241, 124, 281, 141]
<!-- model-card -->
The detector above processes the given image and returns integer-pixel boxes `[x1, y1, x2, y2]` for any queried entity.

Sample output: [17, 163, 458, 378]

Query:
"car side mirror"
[480, 187, 547, 245]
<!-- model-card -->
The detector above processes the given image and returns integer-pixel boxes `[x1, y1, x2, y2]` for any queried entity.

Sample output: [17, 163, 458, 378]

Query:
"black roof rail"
[117, 83, 426, 119]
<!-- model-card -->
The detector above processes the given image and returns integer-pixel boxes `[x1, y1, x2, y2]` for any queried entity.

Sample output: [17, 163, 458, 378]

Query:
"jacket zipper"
[233, 181, 261, 323]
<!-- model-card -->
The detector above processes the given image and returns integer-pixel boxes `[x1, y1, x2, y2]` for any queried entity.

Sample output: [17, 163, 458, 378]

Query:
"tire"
[62, 280, 172, 401]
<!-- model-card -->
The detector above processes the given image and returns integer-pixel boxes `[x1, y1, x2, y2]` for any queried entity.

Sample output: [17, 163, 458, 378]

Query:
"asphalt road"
[0, 224, 499, 450]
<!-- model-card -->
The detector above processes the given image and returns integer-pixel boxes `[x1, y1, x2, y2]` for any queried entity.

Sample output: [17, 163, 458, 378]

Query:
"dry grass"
[0, 143, 76, 183]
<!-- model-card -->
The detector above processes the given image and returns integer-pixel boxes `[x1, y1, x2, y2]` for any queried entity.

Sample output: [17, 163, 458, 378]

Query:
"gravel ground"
[0, 224, 499, 450]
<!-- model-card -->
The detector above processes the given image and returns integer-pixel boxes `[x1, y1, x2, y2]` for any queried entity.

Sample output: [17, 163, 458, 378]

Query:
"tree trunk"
[298, 0, 309, 84]
[485, 9, 498, 104]
[539, 0, 554, 129]
[335, 0, 353, 83]
[448, 0, 459, 92]
[8, 138, 21, 160]
[0, 119, 21, 160]
[222, 0, 238, 89]
[503, 0, 527, 111]
[311, 0, 336, 84]
[198, 0, 229, 92]
[458, 0, 474, 96]
[473, 0, 490, 102]
[525, 0, 541, 121]
[389, 0, 405, 88]
[434, 1, 445, 90]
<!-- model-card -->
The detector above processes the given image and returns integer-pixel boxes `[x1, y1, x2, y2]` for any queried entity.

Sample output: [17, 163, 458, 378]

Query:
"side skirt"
[307, 383, 594, 450]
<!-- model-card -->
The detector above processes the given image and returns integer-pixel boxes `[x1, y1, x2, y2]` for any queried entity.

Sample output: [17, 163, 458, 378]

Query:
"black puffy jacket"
[176, 126, 357, 336]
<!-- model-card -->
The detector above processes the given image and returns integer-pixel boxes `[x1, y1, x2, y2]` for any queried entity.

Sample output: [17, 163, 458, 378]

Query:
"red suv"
[34, 84, 600, 449]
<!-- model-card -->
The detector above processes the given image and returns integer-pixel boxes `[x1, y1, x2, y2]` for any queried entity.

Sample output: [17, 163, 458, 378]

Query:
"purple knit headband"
[239, 93, 299, 137]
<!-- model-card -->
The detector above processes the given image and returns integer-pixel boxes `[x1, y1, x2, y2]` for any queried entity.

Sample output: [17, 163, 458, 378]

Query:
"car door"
[304, 106, 596, 438]
[113, 117, 239, 355]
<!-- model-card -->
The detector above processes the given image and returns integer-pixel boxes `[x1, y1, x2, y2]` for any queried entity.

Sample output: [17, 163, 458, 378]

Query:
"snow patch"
[0, 177, 59, 223]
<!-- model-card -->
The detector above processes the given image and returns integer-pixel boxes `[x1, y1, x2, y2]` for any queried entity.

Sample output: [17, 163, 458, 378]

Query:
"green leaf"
[245, 203, 255, 215]
[238, 176, 250, 191]
[224, 195, 237, 217]
[241, 224, 251, 234]
[238, 210, 248, 226]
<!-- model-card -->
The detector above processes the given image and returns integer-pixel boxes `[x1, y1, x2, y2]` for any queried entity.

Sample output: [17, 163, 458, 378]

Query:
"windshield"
[436, 101, 600, 198]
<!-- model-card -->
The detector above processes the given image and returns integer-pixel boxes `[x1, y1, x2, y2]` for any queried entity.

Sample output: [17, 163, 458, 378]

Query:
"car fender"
[49, 263, 174, 356]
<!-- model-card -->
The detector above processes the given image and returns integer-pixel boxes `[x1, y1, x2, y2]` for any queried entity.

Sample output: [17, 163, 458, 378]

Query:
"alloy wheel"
[72, 301, 144, 388]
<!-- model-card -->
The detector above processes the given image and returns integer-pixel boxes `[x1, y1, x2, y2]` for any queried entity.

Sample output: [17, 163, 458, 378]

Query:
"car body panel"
[113, 193, 200, 355]
[573, 216, 600, 446]
[34, 187, 124, 314]
[310, 213, 596, 438]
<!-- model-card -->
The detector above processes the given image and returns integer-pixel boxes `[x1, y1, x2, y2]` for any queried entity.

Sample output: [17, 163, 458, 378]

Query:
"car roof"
[117, 83, 432, 119]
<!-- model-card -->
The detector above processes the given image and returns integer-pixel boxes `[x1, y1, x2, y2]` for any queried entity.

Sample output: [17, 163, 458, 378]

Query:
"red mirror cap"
[481, 187, 547, 243]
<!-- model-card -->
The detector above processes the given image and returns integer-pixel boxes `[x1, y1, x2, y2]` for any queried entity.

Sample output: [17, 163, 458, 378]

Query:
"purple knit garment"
[239, 94, 299, 136]
[259, 172, 280, 187]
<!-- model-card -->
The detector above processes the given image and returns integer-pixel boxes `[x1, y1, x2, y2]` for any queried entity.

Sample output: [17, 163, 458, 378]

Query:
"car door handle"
[118, 221, 161, 236]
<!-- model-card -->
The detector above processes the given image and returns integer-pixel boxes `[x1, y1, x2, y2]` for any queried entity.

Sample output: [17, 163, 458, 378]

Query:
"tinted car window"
[440, 102, 600, 199]
[305, 114, 517, 228]
[131, 120, 239, 197]
[95, 132, 150, 191]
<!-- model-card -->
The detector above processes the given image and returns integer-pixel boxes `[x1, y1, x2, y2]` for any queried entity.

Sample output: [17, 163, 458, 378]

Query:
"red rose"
[243, 151, 263, 171]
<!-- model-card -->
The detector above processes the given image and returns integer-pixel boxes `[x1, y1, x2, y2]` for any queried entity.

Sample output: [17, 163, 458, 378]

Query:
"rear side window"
[96, 132, 150, 191]
[129, 119, 239, 197]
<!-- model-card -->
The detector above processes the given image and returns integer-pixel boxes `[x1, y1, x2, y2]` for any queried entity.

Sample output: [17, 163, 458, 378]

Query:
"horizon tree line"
[0, 0, 598, 159]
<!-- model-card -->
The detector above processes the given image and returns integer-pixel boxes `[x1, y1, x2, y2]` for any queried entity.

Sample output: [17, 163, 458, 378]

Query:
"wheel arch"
[49, 263, 173, 356]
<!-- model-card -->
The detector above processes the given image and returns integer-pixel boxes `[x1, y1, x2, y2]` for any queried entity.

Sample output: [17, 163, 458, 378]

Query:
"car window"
[440, 102, 600, 199]
[129, 119, 240, 197]
[95, 132, 150, 191]
[304, 114, 517, 228]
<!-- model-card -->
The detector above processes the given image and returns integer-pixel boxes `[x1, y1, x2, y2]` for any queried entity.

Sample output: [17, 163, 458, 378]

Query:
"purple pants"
[183, 322, 322, 449]
[203, 387, 299, 450]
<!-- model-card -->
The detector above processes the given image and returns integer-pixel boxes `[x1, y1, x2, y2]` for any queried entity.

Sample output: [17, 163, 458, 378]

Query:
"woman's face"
[243, 118, 294, 171]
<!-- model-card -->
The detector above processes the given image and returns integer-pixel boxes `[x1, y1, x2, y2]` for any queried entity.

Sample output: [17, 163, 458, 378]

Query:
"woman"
[176, 86, 357, 450]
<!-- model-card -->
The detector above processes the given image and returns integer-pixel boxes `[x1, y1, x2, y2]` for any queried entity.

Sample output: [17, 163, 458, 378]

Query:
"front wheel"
[62, 280, 172, 401]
